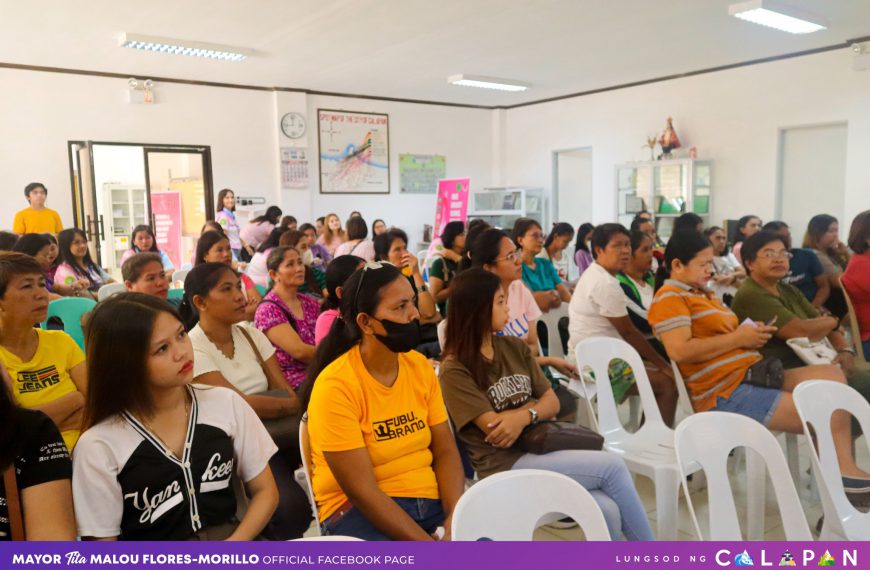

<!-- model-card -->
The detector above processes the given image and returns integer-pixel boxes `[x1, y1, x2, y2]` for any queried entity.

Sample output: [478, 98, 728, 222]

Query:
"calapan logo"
[716, 549, 856, 567]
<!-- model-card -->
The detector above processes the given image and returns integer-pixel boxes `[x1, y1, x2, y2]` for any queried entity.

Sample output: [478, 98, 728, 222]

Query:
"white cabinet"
[615, 159, 712, 240]
[469, 187, 547, 231]
[103, 183, 149, 275]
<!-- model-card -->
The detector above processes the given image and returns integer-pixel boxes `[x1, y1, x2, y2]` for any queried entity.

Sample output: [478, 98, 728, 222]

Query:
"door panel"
[77, 142, 103, 264]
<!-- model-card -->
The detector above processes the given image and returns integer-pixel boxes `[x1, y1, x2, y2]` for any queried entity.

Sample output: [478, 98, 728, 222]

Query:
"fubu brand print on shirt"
[372, 411, 426, 441]
[486, 374, 533, 411]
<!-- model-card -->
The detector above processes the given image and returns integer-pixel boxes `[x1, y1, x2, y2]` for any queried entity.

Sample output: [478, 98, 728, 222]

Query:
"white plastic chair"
[675, 412, 813, 540]
[575, 337, 694, 540]
[295, 414, 322, 535]
[171, 269, 190, 289]
[451, 469, 610, 541]
[97, 282, 126, 302]
[539, 301, 568, 360]
[793, 381, 870, 540]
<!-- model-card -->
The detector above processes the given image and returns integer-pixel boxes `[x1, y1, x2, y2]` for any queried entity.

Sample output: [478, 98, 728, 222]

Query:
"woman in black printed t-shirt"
[72, 293, 279, 541]
[1, 363, 76, 541]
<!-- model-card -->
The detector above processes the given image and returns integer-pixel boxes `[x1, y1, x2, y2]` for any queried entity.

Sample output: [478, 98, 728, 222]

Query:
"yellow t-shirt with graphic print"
[307, 344, 449, 522]
[1, 329, 85, 451]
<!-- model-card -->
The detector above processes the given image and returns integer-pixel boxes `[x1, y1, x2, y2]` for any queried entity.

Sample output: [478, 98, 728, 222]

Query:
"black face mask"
[371, 318, 420, 353]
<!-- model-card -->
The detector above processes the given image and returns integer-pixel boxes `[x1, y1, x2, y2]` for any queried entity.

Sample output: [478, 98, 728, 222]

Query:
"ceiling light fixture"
[728, 0, 827, 34]
[119, 33, 251, 61]
[448, 74, 529, 92]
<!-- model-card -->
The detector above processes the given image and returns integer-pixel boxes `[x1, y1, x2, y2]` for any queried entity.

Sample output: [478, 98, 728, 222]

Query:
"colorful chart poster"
[428, 178, 469, 256]
[399, 154, 446, 193]
[150, 191, 182, 269]
[318, 109, 390, 194]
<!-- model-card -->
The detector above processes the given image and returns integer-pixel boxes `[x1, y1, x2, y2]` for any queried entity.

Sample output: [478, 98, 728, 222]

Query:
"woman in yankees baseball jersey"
[72, 293, 279, 540]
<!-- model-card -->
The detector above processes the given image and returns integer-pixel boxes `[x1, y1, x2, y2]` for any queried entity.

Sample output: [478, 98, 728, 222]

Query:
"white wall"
[501, 49, 870, 230]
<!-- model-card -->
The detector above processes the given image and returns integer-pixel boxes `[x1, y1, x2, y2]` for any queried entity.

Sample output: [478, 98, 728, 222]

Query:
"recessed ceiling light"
[729, 0, 827, 34]
[448, 74, 529, 92]
[119, 33, 251, 61]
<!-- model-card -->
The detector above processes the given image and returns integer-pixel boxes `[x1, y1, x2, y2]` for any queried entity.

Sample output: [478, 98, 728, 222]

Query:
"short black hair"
[763, 221, 789, 232]
[0, 232, 20, 251]
[590, 223, 630, 259]
[24, 182, 47, 199]
[673, 212, 704, 234]
[345, 216, 368, 241]
[848, 210, 870, 254]
[122, 252, 164, 283]
[740, 231, 786, 272]
[441, 221, 465, 250]
[630, 216, 653, 232]
[373, 228, 408, 261]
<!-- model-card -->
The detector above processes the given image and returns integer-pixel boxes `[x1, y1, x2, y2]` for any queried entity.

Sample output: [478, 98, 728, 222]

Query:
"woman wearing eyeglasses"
[512, 218, 571, 313]
[299, 262, 464, 541]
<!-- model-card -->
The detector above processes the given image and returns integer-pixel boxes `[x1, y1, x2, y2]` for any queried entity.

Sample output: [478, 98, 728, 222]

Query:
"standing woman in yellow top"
[12, 183, 64, 235]
[0, 253, 87, 451]
[299, 261, 465, 541]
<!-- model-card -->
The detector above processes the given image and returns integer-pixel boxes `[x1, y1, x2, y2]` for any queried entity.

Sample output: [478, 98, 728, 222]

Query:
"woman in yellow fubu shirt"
[300, 261, 464, 541]
[12, 183, 63, 235]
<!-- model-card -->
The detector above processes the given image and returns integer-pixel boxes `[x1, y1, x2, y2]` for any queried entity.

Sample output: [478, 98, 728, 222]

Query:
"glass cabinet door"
[692, 161, 711, 214]
[653, 163, 686, 215]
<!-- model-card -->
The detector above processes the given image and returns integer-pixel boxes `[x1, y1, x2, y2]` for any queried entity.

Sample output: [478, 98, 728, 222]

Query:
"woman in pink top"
[332, 216, 376, 262]
[195, 231, 262, 321]
[315, 213, 346, 256]
[844, 210, 870, 358]
[240, 206, 282, 250]
[314, 255, 365, 344]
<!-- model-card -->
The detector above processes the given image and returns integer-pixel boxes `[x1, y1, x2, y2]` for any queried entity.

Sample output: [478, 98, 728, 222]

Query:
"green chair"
[167, 288, 185, 302]
[40, 297, 97, 351]
[256, 284, 267, 297]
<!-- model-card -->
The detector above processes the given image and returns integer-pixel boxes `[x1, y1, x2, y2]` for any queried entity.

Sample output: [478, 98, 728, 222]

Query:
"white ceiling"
[2, 0, 868, 107]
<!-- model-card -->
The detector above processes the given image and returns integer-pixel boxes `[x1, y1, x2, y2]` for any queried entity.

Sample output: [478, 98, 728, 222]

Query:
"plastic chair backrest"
[840, 276, 868, 364]
[539, 302, 568, 360]
[575, 337, 669, 444]
[793, 381, 870, 539]
[41, 297, 97, 351]
[255, 284, 267, 297]
[670, 360, 695, 420]
[172, 269, 190, 289]
[97, 283, 126, 302]
[451, 469, 610, 541]
[675, 412, 812, 540]
[167, 288, 185, 301]
[298, 414, 321, 525]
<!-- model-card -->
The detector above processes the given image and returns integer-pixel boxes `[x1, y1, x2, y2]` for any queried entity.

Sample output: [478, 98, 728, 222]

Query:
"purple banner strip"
[0, 541, 864, 570]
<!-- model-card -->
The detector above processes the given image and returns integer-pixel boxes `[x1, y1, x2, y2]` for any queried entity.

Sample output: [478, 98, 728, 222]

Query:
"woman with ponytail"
[300, 262, 464, 541]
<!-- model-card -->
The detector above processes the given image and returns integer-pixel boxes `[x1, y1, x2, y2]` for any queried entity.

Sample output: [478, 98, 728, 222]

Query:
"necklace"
[139, 390, 191, 459]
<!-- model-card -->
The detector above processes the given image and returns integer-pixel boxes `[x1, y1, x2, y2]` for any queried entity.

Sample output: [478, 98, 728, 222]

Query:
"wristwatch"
[528, 407, 539, 427]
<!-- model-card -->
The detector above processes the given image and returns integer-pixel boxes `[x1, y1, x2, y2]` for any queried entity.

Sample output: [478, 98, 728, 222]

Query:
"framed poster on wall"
[318, 109, 390, 194]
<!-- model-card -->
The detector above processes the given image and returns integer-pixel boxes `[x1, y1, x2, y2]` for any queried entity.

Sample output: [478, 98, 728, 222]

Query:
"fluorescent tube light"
[448, 74, 529, 92]
[119, 33, 251, 61]
[729, 0, 827, 34]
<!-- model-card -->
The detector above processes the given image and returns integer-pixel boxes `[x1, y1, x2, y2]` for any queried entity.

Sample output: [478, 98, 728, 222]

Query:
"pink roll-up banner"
[150, 192, 182, 269]
[428, 178, 469, 258]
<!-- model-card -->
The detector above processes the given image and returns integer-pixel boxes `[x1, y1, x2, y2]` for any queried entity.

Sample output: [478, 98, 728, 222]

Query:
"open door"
[143, 147, 214, 269]
[72, 141, 104, 264]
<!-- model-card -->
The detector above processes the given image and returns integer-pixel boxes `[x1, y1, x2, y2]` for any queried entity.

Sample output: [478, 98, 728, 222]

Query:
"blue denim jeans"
[512, 450, 654, 541]
[321, 497, 444, 541]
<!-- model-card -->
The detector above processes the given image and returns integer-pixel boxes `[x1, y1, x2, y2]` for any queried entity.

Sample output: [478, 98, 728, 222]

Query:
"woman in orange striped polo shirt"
[648, 230, 870, 505]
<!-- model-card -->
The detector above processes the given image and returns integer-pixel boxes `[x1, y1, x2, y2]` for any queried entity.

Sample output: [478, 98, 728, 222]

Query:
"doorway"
[553, 147, 593, 281]
[68, 141, 213, 277]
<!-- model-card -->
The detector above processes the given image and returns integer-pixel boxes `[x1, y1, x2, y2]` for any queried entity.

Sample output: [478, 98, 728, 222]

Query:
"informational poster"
[318, 109, 390, 194]
[150, 191, 182, 269]
[399, 154, 446, 194]
[428, 178, 470, 256]
[281, 148, 309, 189]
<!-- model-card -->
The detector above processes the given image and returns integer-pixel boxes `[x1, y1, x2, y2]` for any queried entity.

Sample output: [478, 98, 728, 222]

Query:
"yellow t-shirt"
[12, 207, 63, 234]
[307, 345, 449, 522]
[2, 329, 85, 450]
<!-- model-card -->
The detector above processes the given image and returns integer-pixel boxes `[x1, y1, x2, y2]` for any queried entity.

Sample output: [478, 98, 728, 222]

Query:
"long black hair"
[574, 222, 595, 254]
[57, 228, 100, 278]
[250, 206, 283, 225]
[544, 222, 574, 250]
[130, 225, 161, 254]
[194, 231, 230, 265]
[178, 262, 237, 330]
[460, 227, 509, 272]
[256, 227, 286, 254]
[298, 262, 405, 409]
[442, 269, 502, 391]
[654, 230, 713, 291]
[733, 215, 760, 244]
[323, 255, 364, 312]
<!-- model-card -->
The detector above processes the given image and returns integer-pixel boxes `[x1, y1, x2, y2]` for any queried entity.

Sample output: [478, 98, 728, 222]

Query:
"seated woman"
[539, 222, 574, 283]
[513, 218, 571, 312]
[649, 230, 870, 505]
[428, 221, 466, 317]
[466, 228, 579, 419]
[333, 216, 376, 261]
[315, 213, 346, 257]
[255, 246, 318, 391]
[195, 231, 261, 320]
[119, 225, 174, 279]
[240, 206, 283, 252]
[803, 214, 850, 318]
[300, 262, 464, 540]
[181, 263, 311, 540]
[73, 293, 279, 540]
[314, 255, 365, 345]
[763, 221, 830, 310]
[0, 253, 87, 452]
[731, 231, 870, 400]
[245, 228, 284, 289]
[12, 233, 63, 299]
[573, 223, 595, 278]
[843, 211, 870, 358]
[122, 252, 170, 301]
[1, 363, 76, 541]
[300, 223, 332, 269]
[617, 230, 667, 358]
[440, 269, 653, 541]
[371, 219, 387, 237]
[731, 215, 762, 265]
[54, 228, 114, 300]
[568, 224, 677, 425]
[704, 226, 744, 303]
[279, 230, 327, 298]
